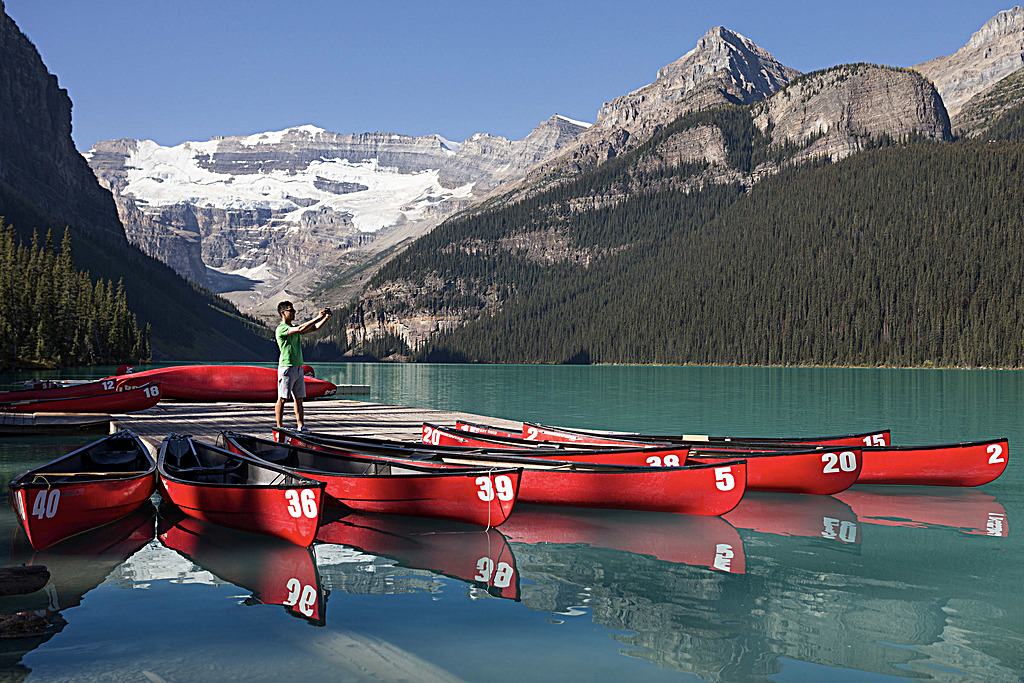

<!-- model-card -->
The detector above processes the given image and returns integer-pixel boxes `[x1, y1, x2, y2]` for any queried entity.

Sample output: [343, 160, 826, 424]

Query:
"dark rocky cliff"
[0, 1, 125, 246]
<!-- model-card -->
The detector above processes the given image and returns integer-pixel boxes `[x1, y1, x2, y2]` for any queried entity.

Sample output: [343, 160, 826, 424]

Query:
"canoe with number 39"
[221, 432, 522, 528]
[158, 434, 326, 546]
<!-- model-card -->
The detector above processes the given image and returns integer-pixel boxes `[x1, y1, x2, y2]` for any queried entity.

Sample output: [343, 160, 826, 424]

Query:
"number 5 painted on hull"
[714, 467, 735, 491]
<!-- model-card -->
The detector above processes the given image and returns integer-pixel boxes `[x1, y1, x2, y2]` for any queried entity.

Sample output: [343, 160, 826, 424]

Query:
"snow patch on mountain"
[121, 137, 475, 233]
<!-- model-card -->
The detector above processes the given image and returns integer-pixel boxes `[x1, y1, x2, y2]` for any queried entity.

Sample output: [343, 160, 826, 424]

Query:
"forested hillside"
[360, 102, 1024, 368]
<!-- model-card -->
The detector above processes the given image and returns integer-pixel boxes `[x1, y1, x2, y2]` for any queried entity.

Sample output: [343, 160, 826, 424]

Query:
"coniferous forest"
[0, 222, 149, 369]
[362, 102, 1024, 368]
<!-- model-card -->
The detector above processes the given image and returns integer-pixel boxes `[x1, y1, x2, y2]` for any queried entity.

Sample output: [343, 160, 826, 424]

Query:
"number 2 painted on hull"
[476, 476, 515, 502]
[987, 444, 1005, 465]
[285, 489, 318, 518]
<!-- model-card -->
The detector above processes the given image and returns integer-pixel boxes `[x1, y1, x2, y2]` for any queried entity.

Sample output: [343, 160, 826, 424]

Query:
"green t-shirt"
[276, 321, 303, 367]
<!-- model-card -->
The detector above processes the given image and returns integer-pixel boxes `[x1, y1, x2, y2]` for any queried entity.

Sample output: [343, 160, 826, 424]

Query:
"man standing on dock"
[275, 301, 331, 432]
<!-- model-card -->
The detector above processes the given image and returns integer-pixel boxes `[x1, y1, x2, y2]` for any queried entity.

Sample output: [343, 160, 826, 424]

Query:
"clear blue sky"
[5, 1, 1017, 150]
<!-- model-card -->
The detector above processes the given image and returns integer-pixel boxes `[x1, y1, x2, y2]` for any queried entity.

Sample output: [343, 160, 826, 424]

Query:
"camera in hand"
[323, 307, 331, 315]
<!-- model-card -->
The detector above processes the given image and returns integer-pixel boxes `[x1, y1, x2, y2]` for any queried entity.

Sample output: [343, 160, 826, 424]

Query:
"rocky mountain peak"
[914, 7, 1024, 121]
[966, 6, 1024, 50]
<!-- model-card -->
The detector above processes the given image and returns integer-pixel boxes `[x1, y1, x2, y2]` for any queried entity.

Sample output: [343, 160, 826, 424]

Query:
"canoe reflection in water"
[835, 485, 1010, 537]
[316, 509, 520, 600]
[499, 504, 746, 573]
[157, 505, 326, 625]
[1, 505, 155, 675]
[725, 492, 861, 545]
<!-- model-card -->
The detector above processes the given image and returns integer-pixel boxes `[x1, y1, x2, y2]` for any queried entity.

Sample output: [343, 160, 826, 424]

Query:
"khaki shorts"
[277, 366, 306, 399]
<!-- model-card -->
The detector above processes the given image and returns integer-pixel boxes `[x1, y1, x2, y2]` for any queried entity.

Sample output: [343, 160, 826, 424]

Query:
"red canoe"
[316, 510, 521, 600]
[158, 434, 326, 546]
[9, 430, 157, 550]
[158, 509, 326, 624]
[222, 432, 522, 528]
[499, 504, 746, 573]
[835, 486, 1009, 537]
[725, 491, 861, 544]
[687, 447, 862, 495]
[422, 422, 690, 467]
[0, 382, 161, 413]
[113, 364, 337, 402]
[519, 421, 891, 448]
[0, 377, 121, 402]
[276, 430, 746, 516]
[857, 438, 1009, 486]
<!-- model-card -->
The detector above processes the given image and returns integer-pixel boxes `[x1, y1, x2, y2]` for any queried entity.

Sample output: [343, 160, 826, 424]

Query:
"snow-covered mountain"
[87, 116, 589, 316]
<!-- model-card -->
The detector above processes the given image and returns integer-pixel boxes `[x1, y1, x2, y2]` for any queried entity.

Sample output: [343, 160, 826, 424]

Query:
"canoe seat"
[168, 460, 244, 475]
[88, 449, 140, 466]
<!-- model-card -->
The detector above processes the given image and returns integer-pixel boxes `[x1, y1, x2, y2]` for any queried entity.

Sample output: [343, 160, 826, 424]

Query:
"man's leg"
[294, 397, 305, 429]
[275, 397, 286, 428]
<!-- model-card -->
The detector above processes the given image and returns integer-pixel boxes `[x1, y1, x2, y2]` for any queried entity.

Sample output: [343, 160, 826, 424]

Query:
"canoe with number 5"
[157, 434, 326, 546]
[8, 430, 156, 550]
[0, 382, 162, 413]
[221, 432, 522, 528]
[856, 438, 1009, 486]
[273, 431, 745, 516]
[518, 421, 891, 449]
[422, 423, 692, 466]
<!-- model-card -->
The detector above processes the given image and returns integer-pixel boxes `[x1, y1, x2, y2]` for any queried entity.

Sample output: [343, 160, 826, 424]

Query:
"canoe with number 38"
[157, 434, 326, 546]
[9, 430, 157, 550]
[221, 432, 523, 528]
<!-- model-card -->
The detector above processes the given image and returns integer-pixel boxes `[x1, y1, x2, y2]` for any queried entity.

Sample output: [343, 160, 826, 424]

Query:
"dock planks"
[111, 398, 520, 451]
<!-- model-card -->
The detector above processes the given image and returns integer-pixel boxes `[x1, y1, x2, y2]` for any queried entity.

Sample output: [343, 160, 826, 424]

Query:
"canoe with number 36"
[9, 430, 156, 550]
[157, 434, 326, 546]
[221, 432, 522, 528]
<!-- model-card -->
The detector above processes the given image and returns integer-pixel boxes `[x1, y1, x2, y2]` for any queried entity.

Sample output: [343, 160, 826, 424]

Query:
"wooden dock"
[111, 398, 520, 451]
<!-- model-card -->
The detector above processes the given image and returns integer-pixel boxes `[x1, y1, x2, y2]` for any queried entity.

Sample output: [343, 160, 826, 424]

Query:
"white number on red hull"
[645, 454, 681, 467]
[284, 577, 317, 617]
[524, 427, 540, 440]
[285, 489, 318, 518]
[475, 557, 514, 588]
[987, 444, 1005, 465]
[822, 451, 857, 473]
[31, 489, 60, 519]
[862, 434, 887, 446]
[714, 467, 736, 491]
[422, 425, 442, 445]
[102, 380, 115, 390]
[713, 544, 734, 571]
[476, 475, 515, 502]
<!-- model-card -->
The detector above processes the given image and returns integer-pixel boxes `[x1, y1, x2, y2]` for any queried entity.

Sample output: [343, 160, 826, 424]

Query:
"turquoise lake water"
[0, 363, 1020, 681]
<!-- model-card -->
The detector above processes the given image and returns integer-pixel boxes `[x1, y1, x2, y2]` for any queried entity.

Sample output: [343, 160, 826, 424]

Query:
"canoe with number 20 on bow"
[157, 434, 326, 546]
[438, 421, 855, 495]
[221, 432, 522, 527]
[9, 430, 156, 550]
[274, 429, 747, 516]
